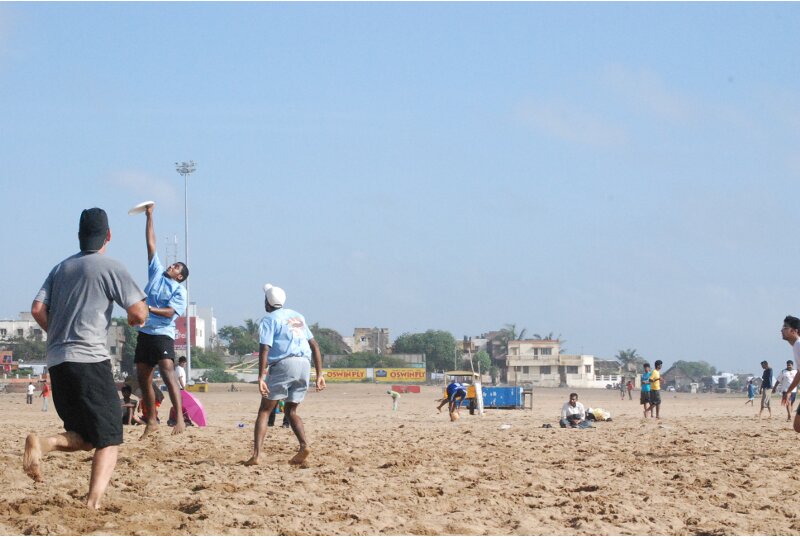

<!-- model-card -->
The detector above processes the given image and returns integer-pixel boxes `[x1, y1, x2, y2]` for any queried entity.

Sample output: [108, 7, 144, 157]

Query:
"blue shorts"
[267, 357, 311, 403]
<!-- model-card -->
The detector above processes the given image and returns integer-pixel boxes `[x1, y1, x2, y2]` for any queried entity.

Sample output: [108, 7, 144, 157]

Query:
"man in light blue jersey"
[245, 284, 325, 467]
[133, 204, 189, 439]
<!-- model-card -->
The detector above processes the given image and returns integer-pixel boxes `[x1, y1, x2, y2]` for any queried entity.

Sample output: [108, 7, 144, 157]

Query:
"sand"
[0, 382, 798, 536]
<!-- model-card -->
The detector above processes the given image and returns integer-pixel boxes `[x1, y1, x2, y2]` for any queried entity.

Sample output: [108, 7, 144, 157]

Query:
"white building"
[194, 306, 218, 349]
[506, 339, 601, 388]
[0, 312, 46, 343]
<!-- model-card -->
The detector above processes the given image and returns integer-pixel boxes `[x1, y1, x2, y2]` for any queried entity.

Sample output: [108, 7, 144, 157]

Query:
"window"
[566, 366, 578, 374]
[585, 365, 592, 374]
[0, 329, 6, 337]
[33, 329, 42, 337]
[522, 366, 529, 374]
[17, 329, 23, 337]
[511, 347, 518, 355]
[541, 348, 552, 355]
[540, 366, 551, 375]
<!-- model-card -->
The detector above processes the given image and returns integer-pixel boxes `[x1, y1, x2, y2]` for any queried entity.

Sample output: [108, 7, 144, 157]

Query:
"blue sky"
[1, 2, 799, 374]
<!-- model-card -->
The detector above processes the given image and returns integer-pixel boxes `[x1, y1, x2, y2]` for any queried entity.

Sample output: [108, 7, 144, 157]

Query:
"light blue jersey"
[139, 253, 186, 339]
[259, 308, 314, 364]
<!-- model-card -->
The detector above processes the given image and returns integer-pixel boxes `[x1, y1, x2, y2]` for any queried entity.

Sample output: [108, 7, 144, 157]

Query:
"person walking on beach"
[626, 378, 633, 400]
[26, 382, 35, 405]
[24, 207, 147, 509]
[647, 360, 663, 419]
[745, 379, 756, 406]
[133, 203, 188, 439]
[245, 284, 325, 467]
[387, 389, 400, 411]
[40, 381, 51, 412]
[759, 360, 773, 419]
[773, 359, 797, 421]
[640, 363, 652, 417]
[618, 378, 626, 400]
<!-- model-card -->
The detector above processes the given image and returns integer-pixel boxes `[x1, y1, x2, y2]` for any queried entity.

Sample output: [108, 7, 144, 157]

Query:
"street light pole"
[175, 161, 196, 382]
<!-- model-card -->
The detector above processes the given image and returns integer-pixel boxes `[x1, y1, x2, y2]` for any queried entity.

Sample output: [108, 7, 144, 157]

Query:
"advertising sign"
[321, 369, 367, 382]
[374, 368, 427, 383]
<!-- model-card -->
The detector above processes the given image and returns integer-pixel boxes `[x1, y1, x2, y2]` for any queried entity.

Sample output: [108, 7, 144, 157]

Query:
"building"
[351, 328, 389, 354]
[661, 365, 699, 391]
[194, 306, 218, 350]
[0, 312, 45, 343]
[506, 339, 598, 388]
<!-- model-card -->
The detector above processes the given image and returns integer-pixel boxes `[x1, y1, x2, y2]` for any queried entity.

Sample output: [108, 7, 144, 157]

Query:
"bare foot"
[172, 421, 185, 435]
[139, 423, 158, 440]
[23, 433, 43, 482]
[289, 446, 310, 465]
[243, 456, 260, 466]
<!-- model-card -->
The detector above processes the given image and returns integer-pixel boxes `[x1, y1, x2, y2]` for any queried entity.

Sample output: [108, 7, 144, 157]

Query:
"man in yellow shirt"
[648, 360, 663, 418]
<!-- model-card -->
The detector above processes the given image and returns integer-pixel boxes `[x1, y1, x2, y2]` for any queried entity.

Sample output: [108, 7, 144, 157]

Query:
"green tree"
[615, 349, 645, 373]
[671, 360, 717, 378]
[309, 323, 350, 355]
[474, 350, 491, 374]
[6, 334, 47, 363]
[191, 346, 227, 369]
[329, 352, 408, 368]
[392, 330, 457, 372]
[218, 320, 259, 356]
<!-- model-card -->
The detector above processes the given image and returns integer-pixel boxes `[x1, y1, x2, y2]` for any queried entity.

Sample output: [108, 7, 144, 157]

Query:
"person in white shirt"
[175, 356, 187, 390]
[26, 382, 35, 404]
[780, 316, 800, 432]
[773, 359, 797, 421]
[559, 393, 591, 428]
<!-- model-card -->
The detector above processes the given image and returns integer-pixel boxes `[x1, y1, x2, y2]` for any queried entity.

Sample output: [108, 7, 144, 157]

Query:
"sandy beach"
[0, 382, 798, 536]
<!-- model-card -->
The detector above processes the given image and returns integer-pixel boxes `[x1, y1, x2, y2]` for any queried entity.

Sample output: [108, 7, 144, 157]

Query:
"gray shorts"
[267, 357, 311, 403]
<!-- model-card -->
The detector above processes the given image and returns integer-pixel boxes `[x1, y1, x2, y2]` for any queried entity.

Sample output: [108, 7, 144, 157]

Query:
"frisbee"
[127, 201, 155, 215]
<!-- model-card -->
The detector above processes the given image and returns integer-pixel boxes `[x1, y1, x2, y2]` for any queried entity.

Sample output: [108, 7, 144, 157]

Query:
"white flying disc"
[128, 201, 155, 215]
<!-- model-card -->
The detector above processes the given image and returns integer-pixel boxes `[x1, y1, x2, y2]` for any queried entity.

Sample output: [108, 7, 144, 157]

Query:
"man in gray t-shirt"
[24, 207, 147, 510]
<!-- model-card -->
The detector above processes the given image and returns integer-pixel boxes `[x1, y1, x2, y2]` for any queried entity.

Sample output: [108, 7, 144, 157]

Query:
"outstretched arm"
[145, 204, 156, 262]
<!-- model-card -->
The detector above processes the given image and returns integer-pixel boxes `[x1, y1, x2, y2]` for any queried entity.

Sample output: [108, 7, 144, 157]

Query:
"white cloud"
[516, 98, 628, 148]
[600, 64, 697, 123]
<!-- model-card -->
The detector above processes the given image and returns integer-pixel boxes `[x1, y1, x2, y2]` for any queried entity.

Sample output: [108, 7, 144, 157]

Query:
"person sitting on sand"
[244, 284, 326, 467]
[559, 393, 592, 428]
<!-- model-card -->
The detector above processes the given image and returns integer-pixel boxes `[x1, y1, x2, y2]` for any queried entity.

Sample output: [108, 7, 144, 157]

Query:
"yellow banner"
[374, 368, 427, 383]
[319, 368, 367, 382]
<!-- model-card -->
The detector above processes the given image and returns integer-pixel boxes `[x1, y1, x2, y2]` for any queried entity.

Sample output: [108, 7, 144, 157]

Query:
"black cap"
[79, 208, 109, 252]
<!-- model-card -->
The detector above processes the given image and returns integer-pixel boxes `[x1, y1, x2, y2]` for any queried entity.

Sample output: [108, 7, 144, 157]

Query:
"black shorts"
[134, 332, 176, 367]
[649, 390, 661, 405]
[49, 360, 122, 449]
[640, 391, 651, 405]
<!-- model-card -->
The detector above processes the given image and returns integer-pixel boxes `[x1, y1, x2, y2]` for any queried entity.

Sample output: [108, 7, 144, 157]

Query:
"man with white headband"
[244, 283, 325, 466]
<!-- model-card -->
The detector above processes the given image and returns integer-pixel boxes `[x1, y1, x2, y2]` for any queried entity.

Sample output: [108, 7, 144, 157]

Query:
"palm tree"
[615, 348, 644, 373]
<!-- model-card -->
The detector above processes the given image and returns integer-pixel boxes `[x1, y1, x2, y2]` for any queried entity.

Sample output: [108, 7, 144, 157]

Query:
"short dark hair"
[643, 362, 651, 369]
[654, 360, 662, 368]
[121, 385, 132, 393]
[176, 262, 189, 281]
[178, 356, 187, 363]
[785, 316, 800, 330]
[761, 360, 769, 366]
[569, 393, 578, 399]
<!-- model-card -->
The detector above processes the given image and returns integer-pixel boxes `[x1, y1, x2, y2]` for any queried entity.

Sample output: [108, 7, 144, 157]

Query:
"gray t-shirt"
[35, 252, 145, 367]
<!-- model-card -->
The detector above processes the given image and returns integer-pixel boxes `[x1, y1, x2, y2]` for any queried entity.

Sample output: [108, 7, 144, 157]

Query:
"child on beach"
[745, 379, 755, 406]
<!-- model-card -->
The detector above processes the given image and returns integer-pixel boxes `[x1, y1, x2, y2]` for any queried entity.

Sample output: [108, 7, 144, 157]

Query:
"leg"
[268, 405, 277, 427]
[284, 402, 310, 465]
[793, 410, 800, 433]
[158, 359, 184, 435]
[24, 431, 93, 482]
[244, 398, 278, 466]
[86, 445, 118, 509]
[136, 362, 158, 439]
